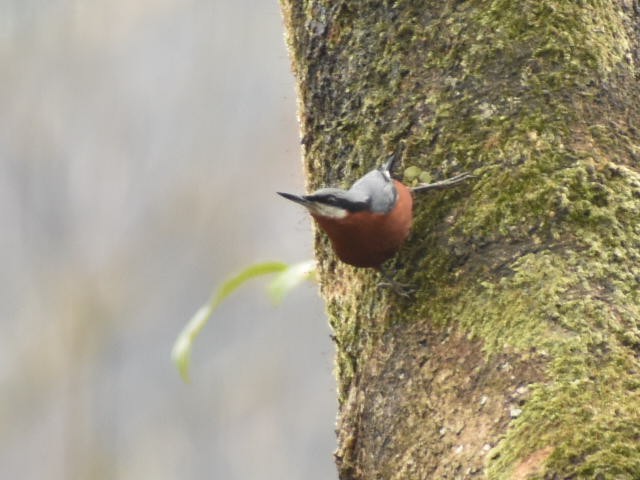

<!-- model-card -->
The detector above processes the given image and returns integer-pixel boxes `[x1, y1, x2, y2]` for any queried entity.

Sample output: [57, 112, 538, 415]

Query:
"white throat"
[308, 203, 348, 219]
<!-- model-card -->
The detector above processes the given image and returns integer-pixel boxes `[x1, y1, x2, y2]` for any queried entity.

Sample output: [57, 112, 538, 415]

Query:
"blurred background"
[0, 1, 336, 479]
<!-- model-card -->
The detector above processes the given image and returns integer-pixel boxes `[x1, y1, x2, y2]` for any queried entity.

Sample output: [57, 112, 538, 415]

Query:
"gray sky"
[0, 2, 336, 479]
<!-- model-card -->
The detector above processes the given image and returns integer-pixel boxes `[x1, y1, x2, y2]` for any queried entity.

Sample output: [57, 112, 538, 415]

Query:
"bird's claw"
[376, 279, 415, 298]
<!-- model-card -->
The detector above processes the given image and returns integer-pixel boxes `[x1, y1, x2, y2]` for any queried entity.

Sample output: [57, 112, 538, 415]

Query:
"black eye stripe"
[305, 193, 368, 212]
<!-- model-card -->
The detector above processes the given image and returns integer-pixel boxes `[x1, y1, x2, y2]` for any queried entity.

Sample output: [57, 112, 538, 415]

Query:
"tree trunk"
[280, 1, 640, 478]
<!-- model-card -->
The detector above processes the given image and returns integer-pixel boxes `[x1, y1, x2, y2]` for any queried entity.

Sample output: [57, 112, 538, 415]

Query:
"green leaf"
[171, 304, 213, 383]
[267, 260, 317, 304]
[171, 261, 289, 382]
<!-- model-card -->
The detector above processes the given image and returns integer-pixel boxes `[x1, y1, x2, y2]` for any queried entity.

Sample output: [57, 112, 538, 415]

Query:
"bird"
[278, 150, 473, 274]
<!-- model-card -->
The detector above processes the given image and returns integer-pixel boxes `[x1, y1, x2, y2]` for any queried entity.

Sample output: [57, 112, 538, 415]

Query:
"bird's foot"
[376, 266, 415, 298]
[377, 279, 415, 298]
[411, 172, 476, 193]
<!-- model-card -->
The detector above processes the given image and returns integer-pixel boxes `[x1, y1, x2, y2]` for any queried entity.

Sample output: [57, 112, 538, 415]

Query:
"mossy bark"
[280, 1, 640, 478]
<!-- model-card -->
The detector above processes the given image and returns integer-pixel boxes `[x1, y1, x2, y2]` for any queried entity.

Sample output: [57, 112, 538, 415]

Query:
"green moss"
[419, 163, 640, 477]
[283, 0, 639, 475]
[403, 165, 422, 183]
[487, 349, 640, 478]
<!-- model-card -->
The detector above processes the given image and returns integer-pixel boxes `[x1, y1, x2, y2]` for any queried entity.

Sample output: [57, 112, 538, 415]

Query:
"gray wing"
[349, 168, 397, 214]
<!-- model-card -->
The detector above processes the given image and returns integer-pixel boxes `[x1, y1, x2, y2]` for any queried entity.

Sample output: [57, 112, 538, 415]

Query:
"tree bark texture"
[280, 1, 640, 478]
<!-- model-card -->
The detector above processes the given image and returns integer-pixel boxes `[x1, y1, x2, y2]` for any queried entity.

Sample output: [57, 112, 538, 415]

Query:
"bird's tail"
[382, 141, 406, 174]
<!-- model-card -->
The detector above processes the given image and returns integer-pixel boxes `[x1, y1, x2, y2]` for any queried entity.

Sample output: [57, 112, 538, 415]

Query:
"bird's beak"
[278, 191, 348, 219]
[277, 191, 311, 207]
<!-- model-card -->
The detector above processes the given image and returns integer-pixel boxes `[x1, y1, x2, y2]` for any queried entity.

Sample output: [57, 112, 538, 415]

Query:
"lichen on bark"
[280, 0, 640, 477]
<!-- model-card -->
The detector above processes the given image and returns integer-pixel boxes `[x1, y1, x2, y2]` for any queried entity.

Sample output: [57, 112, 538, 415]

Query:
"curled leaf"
[267, 260, 317, 304]
[171, 261, 289, 382]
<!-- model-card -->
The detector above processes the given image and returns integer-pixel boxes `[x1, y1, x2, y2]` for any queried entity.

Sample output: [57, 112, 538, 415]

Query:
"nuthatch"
[278, 152, 473, 271]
